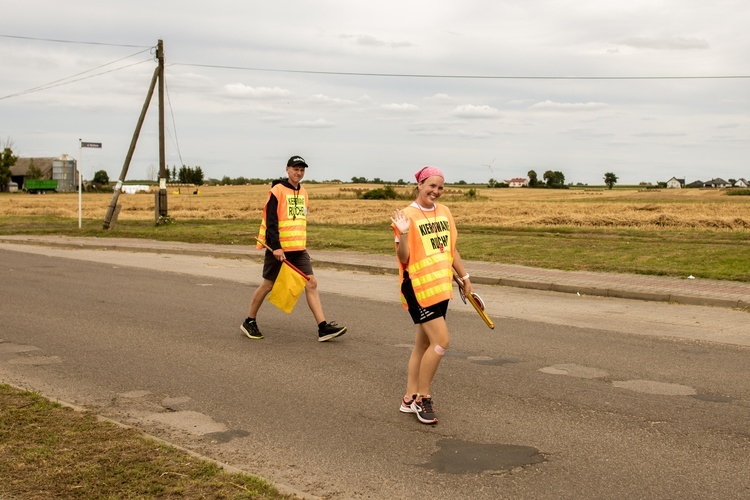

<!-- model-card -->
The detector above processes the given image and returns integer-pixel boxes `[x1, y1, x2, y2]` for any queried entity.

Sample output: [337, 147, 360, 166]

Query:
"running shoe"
[400, 394, 417, 413]
[410, 396, 438, 424]
[318, 321, 347, 342]
[240, 319, 263, 339]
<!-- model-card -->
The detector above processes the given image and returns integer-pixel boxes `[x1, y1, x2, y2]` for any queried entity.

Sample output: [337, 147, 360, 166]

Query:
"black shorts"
[401, 270, 449, 324]
[262, 249, 314, 281]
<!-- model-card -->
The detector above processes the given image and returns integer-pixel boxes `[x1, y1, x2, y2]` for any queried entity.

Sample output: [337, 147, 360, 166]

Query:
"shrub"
[362, 186, 401, 200]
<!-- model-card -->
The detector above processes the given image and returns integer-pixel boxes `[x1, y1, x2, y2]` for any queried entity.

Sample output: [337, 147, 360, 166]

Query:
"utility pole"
[157, 39, 167, 218]
[103, 39, 167, 229]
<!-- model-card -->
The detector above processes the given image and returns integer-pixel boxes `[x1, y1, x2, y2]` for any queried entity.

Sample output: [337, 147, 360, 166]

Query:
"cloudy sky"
[2, 0, 748, 185]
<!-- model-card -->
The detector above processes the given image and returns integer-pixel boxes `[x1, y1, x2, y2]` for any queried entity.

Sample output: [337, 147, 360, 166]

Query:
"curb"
[1, 235, 749, 311]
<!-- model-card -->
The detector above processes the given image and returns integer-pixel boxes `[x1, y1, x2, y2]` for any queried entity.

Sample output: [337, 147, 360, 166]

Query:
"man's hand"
[273, 248, 285, 261]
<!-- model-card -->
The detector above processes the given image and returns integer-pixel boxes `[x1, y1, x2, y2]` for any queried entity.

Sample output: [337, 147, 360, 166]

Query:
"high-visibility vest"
[257, 183, 308, 251]
[396, 204, 457, 309]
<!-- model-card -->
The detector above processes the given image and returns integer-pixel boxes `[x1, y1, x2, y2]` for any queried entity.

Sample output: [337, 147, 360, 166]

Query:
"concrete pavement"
[2, 234, 749, 311]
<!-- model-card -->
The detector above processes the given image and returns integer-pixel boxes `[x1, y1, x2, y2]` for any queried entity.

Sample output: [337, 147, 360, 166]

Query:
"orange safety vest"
[395, 204, 457, 309]
[257, 183, 308, 251]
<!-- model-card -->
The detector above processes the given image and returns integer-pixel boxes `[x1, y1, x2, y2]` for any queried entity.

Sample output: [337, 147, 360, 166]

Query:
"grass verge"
[0, 384, 291, 499]
[1, 216, 749, 281]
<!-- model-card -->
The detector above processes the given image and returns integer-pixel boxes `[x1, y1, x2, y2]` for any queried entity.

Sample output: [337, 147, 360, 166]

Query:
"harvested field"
[1, 185, 749, 231]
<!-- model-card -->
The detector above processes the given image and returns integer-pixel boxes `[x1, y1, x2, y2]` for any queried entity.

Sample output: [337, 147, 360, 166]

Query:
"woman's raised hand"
[391, 209, 410, 234]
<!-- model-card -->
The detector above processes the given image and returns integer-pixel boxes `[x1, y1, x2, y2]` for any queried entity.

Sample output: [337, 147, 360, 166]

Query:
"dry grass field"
[1, 184, 749, 230]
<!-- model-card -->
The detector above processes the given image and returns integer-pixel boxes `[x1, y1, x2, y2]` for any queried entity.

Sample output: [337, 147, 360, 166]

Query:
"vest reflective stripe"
[256, 184, 307, 251]
[399, 205, 457, 309]
[277, 220, 306, 250]
[408, 255, 454, 305]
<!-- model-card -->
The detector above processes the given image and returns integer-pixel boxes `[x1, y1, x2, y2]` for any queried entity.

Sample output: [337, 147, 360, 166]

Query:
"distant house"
[685, 180, 704, 188]
[703, 178, 730, 188]
[666, 177, 685, 189]
[505, 177, 528, 188]
[10, 154, 79, 192]
[734, 178, 748, 188]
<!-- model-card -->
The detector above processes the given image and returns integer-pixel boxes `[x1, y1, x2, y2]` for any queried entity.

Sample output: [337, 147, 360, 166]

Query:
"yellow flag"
[268, 262, 308, 313]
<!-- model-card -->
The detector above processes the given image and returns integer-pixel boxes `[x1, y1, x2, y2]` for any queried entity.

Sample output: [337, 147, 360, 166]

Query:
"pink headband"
[415, 166, 444, 183]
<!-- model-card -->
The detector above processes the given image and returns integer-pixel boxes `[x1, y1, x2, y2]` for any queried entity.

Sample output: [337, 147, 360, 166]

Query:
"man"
[241, 155, 347, 342]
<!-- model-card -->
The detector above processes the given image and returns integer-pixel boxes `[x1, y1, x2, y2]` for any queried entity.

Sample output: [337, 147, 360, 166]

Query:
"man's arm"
[265, 194, 282, 250]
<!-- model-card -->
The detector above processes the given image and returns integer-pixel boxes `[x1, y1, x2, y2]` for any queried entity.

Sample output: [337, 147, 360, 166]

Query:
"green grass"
[2, 215, 748, 281]
[0, 384, 291, 499]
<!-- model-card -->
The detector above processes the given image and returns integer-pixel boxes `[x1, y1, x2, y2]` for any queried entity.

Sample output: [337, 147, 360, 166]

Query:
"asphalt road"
[2, 244, 749, 499]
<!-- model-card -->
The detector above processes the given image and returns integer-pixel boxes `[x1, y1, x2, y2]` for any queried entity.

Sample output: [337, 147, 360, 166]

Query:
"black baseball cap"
[287, 156, 308, 168]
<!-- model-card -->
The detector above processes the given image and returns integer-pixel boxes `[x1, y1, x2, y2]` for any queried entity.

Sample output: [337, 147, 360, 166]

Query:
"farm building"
[10, 154, 79, 192]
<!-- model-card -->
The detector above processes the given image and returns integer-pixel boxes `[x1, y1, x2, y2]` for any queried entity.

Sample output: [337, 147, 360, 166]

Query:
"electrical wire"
[165, 79, 185, 169]
[0, 48, 154, 100]
[0, 34, 151, 48]
[0, 58, 154, 100]
[4, 33, 748, 80]
[171, 62, 750, 80]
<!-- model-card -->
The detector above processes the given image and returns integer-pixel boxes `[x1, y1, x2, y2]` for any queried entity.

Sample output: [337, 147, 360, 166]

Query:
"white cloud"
[380, 103, 420, 113]
[407, 120, 459, 135]
[339, 34, 413, 49]
[617, 36, 710, 51]
[287, 118, 335, 128]
[561, 128, 616, 139]
[224, 84, 292, 99]
[307, 94, 357, 107]
[452, 104, 499, 119]
[507, 99, 536, 106]
[529, 101, 609, 112]
[633, 132, 688, 138]
[715, 123, 741, 129]
[424, 93, 453, 103]
[4, 0, 749, 185]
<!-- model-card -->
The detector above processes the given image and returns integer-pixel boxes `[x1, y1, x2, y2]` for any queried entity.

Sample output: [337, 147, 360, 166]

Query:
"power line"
[0, 34, 152, 48]
[0, 57, 154, 100]
[165, 79, 185, 168]
[4, 34, 747, 81]
[171, 62, 750, 80]
[0, 48, 154, 100]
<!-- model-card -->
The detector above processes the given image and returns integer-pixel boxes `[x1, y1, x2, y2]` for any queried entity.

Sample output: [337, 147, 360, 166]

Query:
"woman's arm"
[452, 249, 473, 295]
[391, 209, 411, 264]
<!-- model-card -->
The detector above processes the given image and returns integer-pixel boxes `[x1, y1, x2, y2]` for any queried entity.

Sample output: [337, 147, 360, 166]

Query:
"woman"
[390, 166, 473, 424]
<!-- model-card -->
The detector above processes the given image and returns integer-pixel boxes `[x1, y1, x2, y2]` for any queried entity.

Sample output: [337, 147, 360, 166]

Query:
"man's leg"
[249, 279, 274, 317]
[303, 276, 326, 324]
[305, 275, 347, 341]
[241, 279, 274, 339]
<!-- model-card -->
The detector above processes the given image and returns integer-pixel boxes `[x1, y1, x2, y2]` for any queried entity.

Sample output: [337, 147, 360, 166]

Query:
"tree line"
[2, 141, 626, 191]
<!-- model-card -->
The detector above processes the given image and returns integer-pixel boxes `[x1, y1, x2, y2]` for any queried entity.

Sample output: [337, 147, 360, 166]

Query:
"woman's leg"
[416, 316, 450, 397]
[406, 324, 429, 397]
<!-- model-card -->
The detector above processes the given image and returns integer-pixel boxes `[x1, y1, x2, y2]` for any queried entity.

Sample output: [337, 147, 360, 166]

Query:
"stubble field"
[1, 184, 749, 230]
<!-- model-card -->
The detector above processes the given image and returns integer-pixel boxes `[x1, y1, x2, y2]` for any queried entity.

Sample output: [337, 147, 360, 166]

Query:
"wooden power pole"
[157, 38, 167, 218]
[103, 39, 167, 229]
